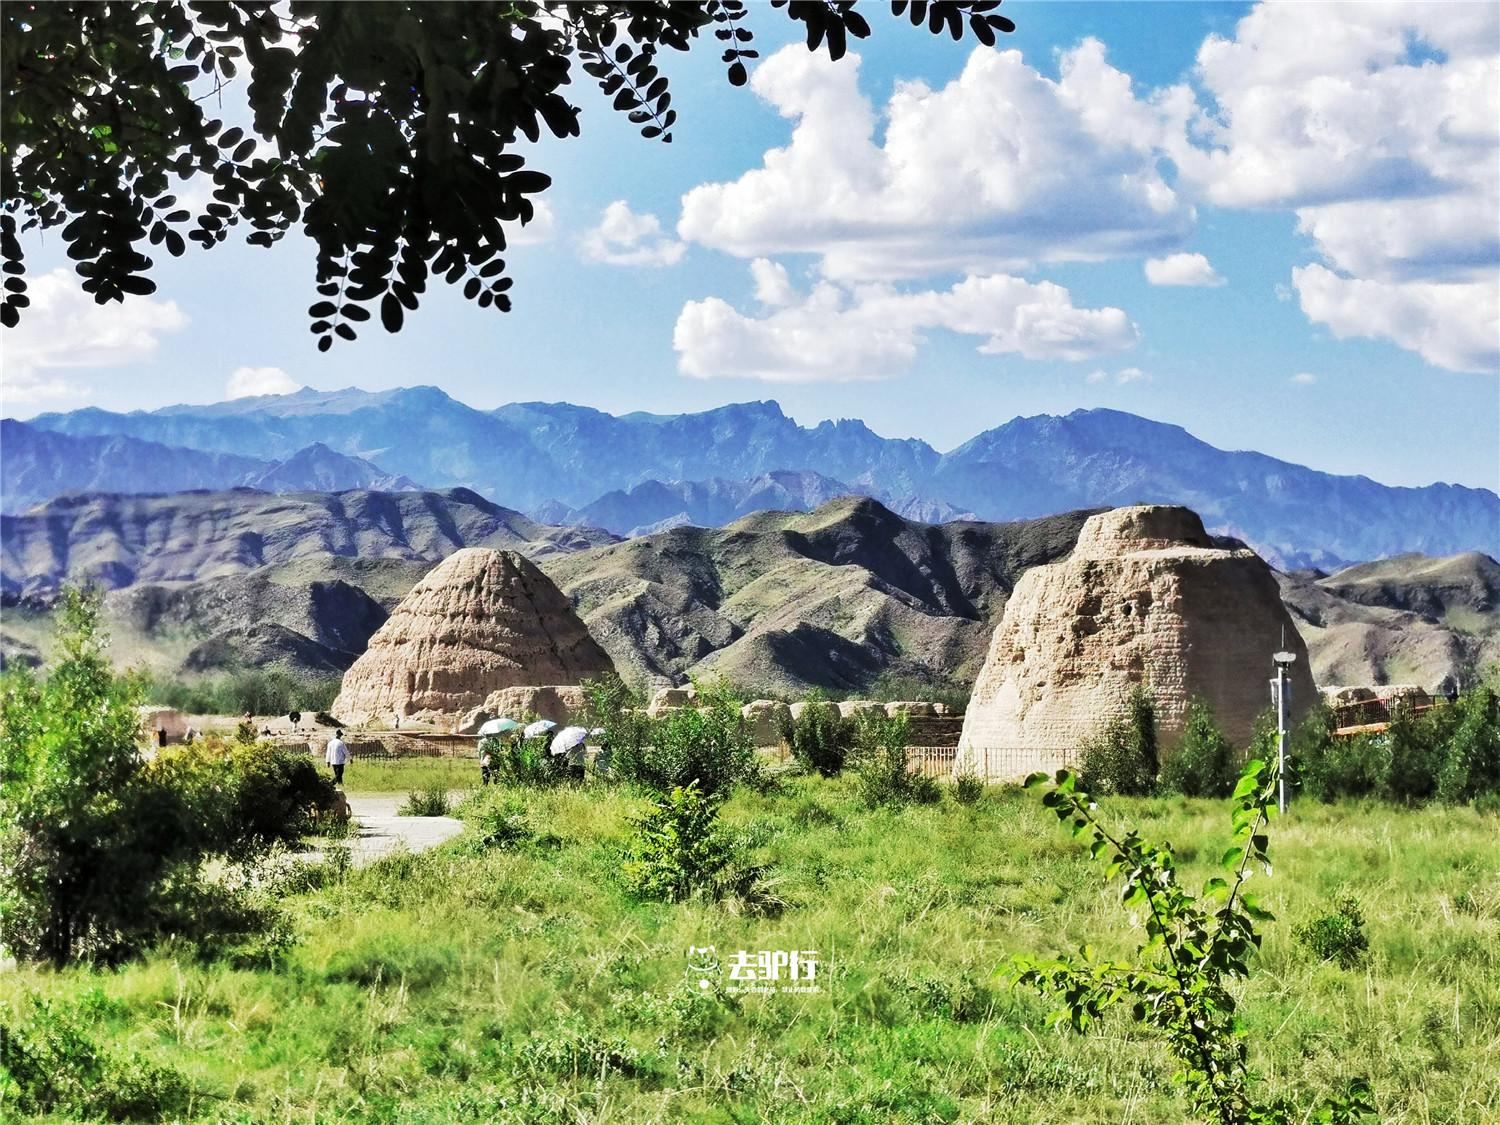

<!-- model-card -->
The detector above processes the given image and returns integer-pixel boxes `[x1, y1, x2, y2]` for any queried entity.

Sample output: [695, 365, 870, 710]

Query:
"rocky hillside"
[0, 487, 614, 596]
[1, 418, 415, 513]
[1279, 552, 1500, 689]
[541, 499, 1098, 694]
[4, 491, 1493, 697]
[20, 388, 1497, 567]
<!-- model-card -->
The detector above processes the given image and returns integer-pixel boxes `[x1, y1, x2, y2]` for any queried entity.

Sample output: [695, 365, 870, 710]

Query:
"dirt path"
[340, 794, 466, 866]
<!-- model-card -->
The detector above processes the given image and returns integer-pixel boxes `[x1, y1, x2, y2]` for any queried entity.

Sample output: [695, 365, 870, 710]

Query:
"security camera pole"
[1271, 650, 1297, 814]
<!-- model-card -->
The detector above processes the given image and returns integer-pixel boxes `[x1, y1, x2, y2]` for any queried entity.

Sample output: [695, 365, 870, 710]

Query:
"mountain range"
[1, 418, 417, 513]
[4, 493, 1493, 698]
[15, 386, 1498, 568]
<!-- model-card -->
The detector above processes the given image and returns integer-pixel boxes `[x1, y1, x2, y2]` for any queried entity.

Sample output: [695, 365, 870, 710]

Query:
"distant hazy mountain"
[0, 486, 615, 596]
[18, 387, 1500, 566]
[541, 469, 976, 538]
[1, 419, 416, 513]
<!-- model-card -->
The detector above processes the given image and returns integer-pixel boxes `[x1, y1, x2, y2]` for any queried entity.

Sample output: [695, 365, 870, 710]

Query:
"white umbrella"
[524, 719, 557, 738]
[550, 726, 589, 756]
[477, 717, 521, 737]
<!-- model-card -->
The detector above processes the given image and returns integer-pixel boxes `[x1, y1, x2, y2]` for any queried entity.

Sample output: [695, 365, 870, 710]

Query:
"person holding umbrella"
[476, 717, 521, 785]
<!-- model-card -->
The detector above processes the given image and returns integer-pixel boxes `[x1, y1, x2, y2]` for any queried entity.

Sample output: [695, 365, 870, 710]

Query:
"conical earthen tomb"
[332, 548, 615, 726]
[953, 505, 1315, 781]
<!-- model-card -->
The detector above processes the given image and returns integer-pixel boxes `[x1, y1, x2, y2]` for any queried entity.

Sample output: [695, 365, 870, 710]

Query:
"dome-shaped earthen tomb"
[953, 505, 1315, 781]
[332, 548, 615, 726]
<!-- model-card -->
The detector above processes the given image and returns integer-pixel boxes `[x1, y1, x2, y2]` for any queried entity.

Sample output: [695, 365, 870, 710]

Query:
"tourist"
[326, 729, 350, 786]
[479, 740, 494, 786]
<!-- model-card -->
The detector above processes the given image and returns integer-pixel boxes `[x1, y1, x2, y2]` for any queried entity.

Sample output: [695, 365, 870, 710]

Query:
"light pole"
[1271, 651, 1297, 814]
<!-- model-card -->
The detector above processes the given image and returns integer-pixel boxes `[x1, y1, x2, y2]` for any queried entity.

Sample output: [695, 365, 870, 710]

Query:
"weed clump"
[1294, 894, 1369, 969]
[952, 773, 985, 805]
[853, 712, 939, 808]
[397, 785, 451, 816]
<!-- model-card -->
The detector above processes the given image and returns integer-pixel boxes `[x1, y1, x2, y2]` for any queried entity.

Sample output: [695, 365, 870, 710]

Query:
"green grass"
[3, 768, 1497, 1122]
[341, 756, 482, 794]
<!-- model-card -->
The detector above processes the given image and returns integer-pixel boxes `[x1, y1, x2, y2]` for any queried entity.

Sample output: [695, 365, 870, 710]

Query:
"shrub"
[0, 588, 332, 966]
[1385, 701, 1444, 802]
[621, 782, 765, 906]
[853, 712, 939, 808]
[1078, 686, 1159, 796]
[783, 697, 854, 777]
[1435, 688, 1500, 803]
[953, 773, 985, 805]
[1296, 724, 1390, 804]
[479, 734, 571, 788]
[612, 681, 757, 799]
[1160, 697, 1238, 798]
[456, 788, 534, 850]
[1294, 894, 1369, 970]
[398, 785, 451, 816]
[0, 996, 192, 1120]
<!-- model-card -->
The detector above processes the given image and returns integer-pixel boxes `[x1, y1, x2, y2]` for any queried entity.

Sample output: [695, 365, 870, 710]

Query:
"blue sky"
[4, 2, 1498, 490]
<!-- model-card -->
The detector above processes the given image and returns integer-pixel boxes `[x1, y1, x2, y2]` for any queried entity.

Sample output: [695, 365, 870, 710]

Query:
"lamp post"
[1271, 651, 1297, 814]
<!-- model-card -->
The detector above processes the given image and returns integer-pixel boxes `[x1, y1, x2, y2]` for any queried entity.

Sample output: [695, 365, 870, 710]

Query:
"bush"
[398, 785, 451, 816]
[1435, 688, 1500, 803]
[1078, 686, 1159, 797]
[479, 734, 571, 788]
[853, 712, 939, 808]
[953, 773, 985, 805]
[0, 996, 192, 1120]
[783, 697, 854, 777]
[456, 788, 534, 850]
[1160, 697, 1238, 798]
[1294, 894, 1369, 969]
[611, 681, 757, 799]
[621, 783, 774, 911]
[0, 588, 332, 966]
[1385, 701, 1444, 802]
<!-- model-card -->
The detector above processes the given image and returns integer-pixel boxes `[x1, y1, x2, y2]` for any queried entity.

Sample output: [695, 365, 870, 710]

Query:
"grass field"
[3, 764, 1497, 1123]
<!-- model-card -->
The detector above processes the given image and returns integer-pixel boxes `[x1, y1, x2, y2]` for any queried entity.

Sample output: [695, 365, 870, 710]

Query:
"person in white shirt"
[325, 730, 350, 786]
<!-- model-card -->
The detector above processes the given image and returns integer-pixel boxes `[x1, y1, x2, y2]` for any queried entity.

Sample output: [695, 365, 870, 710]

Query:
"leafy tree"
[611, 680, 757, 799]
[783, 697, 854, 777]
[852, 710, 939, 807]
[1078, 685, 1159, 796]
[0, 588, 332, 966]
[1435, 687, 1500, 803]
[1161, 697, 1239, 798]
[2, 2, 1015, 339]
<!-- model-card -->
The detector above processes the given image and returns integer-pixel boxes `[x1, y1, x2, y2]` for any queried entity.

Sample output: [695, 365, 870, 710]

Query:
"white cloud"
[581, 201, 685, 267]
[508, 198, 557, 247]
[677, 41, 1195, 281]
[1087, 366, 1150, 385]
[675, 268, 1137, 382]
[226, 366, 300, 399]
[1144, 252, 1223, 287]
[750, 258, 795, 307]
[1293, 264, 1499, 375]
[1, 269, 186, 408]
[1290, 372, 1318, 385]
[1187, 3, 1499, 371]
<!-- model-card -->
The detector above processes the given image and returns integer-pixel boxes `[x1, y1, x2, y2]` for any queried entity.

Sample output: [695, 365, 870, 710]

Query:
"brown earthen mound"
[954, 505, 1315, 781]
[332, 548, 614, 726]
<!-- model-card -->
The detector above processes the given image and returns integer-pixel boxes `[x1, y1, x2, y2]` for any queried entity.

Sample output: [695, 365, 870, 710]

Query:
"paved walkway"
[340, 794, 465, 866]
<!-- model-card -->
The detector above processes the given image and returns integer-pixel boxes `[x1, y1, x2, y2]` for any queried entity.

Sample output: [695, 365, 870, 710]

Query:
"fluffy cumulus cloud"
[1144, 252, 1223, 287]
[1, 269, 187, 404]
[674, 268, 1136, 381]
[678, 42, 1196, 280]
[1188, 3, 1499, 372]
[226, 366, 300, 399]
[581, 201, 685, 267]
